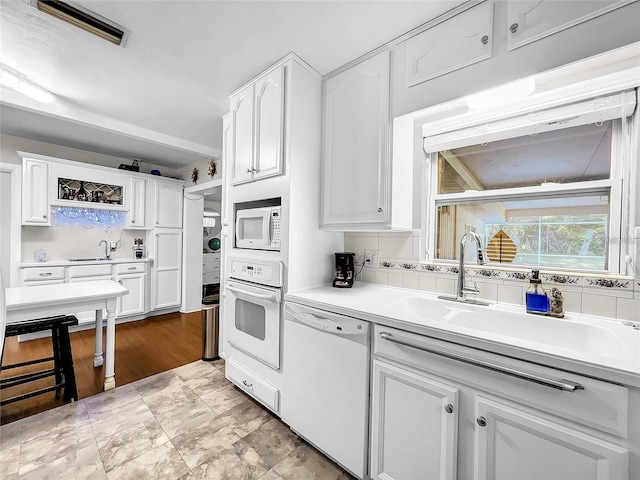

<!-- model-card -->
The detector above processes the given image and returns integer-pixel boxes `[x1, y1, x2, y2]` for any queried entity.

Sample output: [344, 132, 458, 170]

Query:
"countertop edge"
[20, 258, 153, 267]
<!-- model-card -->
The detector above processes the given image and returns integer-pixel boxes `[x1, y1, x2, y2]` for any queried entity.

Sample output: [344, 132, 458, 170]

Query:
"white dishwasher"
[282, 301, 370, 479]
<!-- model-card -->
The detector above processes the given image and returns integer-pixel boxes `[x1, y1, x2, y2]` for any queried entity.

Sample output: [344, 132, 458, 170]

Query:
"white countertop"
[5, 280, 128, 315]
[286, 283, 640, 387]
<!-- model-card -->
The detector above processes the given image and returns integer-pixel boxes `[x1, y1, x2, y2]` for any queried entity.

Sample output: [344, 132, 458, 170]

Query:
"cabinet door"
[154, 180, 183, 228]
[507, 0, 634, 51]
[22, 158, 50, 225]
[117, 274, 146, 317]
[230, 85, 254, 185]
[127, 177, 146, 229]
[152, 230, 182, 310]
[370, 359, 458, 480]
[474, 397, 629, 480]
[322, 51, 391, 229]
[253, 65, 285, 181]
[404, 1, 492, 85]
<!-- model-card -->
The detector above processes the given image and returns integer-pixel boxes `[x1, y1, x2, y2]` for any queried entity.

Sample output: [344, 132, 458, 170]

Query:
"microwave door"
[236, 209, 270, 248]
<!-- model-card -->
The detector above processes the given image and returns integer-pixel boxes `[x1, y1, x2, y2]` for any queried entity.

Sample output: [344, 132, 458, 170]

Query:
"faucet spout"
[99, 240, 110, 260]
[457, 231, 486, 300]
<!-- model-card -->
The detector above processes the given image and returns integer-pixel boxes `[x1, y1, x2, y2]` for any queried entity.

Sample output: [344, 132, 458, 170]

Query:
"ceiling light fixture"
[0, 64, 54, 104]
[31, 0, 129, 46]
[465, 76, 536, 110]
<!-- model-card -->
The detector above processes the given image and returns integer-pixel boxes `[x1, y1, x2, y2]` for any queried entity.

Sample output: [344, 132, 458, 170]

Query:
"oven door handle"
[226, 284, 280, 302]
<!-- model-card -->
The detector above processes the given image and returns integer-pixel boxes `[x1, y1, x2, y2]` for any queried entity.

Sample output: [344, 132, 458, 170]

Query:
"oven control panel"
[227, 257, 283, 287]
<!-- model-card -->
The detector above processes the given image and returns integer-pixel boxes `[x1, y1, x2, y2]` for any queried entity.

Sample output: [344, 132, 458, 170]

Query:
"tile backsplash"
[345, 231, 640, 323]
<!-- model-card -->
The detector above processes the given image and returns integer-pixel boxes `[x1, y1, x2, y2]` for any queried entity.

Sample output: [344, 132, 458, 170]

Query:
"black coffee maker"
[333, 252, 356, 288]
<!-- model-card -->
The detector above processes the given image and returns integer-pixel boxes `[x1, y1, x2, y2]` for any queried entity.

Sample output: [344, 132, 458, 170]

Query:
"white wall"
[0, 134, 180, 177]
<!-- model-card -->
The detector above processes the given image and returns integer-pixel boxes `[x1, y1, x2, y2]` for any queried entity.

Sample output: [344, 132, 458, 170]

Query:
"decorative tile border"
[542, 274, 581, 285]
[367, 260, 637, 295]
[505, 271, 530, 281]
[585, 278, 632, 289]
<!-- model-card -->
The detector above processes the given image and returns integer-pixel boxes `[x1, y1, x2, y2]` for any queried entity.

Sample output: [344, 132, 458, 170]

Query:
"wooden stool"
[0, 315, 78, 405]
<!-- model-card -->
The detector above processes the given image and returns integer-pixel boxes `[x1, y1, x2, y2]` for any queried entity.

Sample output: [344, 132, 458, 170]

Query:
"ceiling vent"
[32, 1, 129, 46]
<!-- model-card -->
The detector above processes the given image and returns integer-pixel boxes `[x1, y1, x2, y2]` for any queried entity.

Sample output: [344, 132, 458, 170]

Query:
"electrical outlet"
[110, 241, 117, 251]
[364, 249, 381, 268]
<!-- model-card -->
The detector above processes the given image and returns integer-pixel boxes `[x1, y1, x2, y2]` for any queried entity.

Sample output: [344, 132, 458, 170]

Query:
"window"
[422, 94, 637, 274]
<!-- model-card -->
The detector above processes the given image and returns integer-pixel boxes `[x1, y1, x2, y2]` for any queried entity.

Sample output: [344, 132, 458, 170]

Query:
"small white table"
[4, 280, 128, 391]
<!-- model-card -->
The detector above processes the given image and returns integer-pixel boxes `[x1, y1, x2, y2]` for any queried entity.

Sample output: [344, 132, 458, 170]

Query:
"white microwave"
[235, 206, 281, 251]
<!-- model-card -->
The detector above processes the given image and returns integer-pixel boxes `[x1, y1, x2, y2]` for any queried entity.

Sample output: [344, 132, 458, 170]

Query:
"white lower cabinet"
[370, 359, 458, 480]
[371, 325, 632, 480]
[474, 397, 628, 480]
[115, 263, 146, 317]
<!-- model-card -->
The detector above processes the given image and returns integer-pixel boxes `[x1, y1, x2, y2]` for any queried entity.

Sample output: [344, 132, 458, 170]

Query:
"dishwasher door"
[282, 301, 370, 479]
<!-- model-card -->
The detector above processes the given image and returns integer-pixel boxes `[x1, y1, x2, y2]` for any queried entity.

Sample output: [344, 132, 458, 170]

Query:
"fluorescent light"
[465, 76, 536, 110]
[0, 63, 54, 103]
[0, 66, 19, 88]
[16, 77, 54, 103]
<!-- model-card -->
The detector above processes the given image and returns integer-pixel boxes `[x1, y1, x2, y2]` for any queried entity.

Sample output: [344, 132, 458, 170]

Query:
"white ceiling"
[0, 0, 465, 169]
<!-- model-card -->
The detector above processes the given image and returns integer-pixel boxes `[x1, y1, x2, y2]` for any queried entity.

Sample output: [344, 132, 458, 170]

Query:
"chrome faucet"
[99, 240, 110, 260]
[439, 231, 489, 305]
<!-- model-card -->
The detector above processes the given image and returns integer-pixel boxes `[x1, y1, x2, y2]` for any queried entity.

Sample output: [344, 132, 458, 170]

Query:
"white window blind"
[422, 90, 637, 153]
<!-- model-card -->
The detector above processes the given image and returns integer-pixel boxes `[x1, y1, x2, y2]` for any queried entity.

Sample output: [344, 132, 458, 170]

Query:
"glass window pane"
[435, 193, 609, 270]
[235, 299, 266, 340]
[437, 122, 612, 194]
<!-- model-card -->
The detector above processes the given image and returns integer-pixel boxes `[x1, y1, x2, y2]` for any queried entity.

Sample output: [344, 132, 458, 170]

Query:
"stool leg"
[58, 326, 78, 402]
[52, 325, 63, 396]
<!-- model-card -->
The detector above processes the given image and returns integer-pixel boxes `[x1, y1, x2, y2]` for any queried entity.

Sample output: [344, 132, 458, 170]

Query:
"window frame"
[422, 118, 631, 274]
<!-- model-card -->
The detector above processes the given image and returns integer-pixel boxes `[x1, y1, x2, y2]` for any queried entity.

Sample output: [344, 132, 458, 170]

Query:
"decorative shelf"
[57, 177, 123, 206]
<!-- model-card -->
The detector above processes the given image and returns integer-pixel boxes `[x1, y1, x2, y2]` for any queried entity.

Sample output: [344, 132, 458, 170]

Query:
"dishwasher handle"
[379, 331, 584, 392]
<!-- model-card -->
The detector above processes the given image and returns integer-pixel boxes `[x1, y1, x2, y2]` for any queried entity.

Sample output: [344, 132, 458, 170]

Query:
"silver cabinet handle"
[510, 23, 518, 33]
[127, 267, 136, 270]
[379, 331, 584, 392]
[246, 168, 252, 173]
[39, 272, 52, 277]
[242, 380, 253, 389]
[481, 35, 489, 45]
[445, 404, 454, 414]
[477, 416, 487, 427]
[42, 214, 47, 219]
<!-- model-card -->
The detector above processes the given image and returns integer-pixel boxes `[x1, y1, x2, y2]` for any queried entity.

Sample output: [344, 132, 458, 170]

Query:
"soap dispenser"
[526, 270, 550, 315]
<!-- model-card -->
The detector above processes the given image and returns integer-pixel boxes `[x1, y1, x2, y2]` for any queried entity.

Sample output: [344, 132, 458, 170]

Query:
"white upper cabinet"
[21, 157, 50, 225]
[403, 1, 493, 86]
[230, 84, 254, 184]
[229, 64, 285, 185]
[153, 179, 183, 228]
[127, 177, 146, 229]
[507, 0, 634, 51]
[322, 51, 410, 231]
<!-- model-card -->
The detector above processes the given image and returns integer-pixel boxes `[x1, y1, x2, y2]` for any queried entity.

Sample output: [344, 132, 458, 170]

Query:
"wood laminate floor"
[1, 311, 203, 425]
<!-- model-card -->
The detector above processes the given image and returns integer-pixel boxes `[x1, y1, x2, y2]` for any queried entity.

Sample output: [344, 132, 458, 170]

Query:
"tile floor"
[0, 360, 355, 480]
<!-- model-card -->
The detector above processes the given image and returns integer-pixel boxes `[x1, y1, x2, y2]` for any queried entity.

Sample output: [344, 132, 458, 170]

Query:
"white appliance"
[235, 206, 281, 251]
[282, 301, 370, 479]
[225, 256, 283, 369]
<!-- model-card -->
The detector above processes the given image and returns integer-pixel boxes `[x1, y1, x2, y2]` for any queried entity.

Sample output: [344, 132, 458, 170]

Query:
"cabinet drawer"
[68, 264, 112, 278]
[204, 253, 221, 264]
[226, 359, 279, 413]
[116, 262, 146, 274]
[22, 266, 65, 282]
[373, 325, 629, 437]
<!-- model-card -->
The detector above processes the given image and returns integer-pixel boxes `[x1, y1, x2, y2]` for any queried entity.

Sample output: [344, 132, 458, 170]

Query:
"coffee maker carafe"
[333, 252, 356, 288]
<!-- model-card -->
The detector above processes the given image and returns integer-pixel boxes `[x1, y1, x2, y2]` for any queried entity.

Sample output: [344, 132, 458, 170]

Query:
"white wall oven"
[225, 256, 283, 369]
